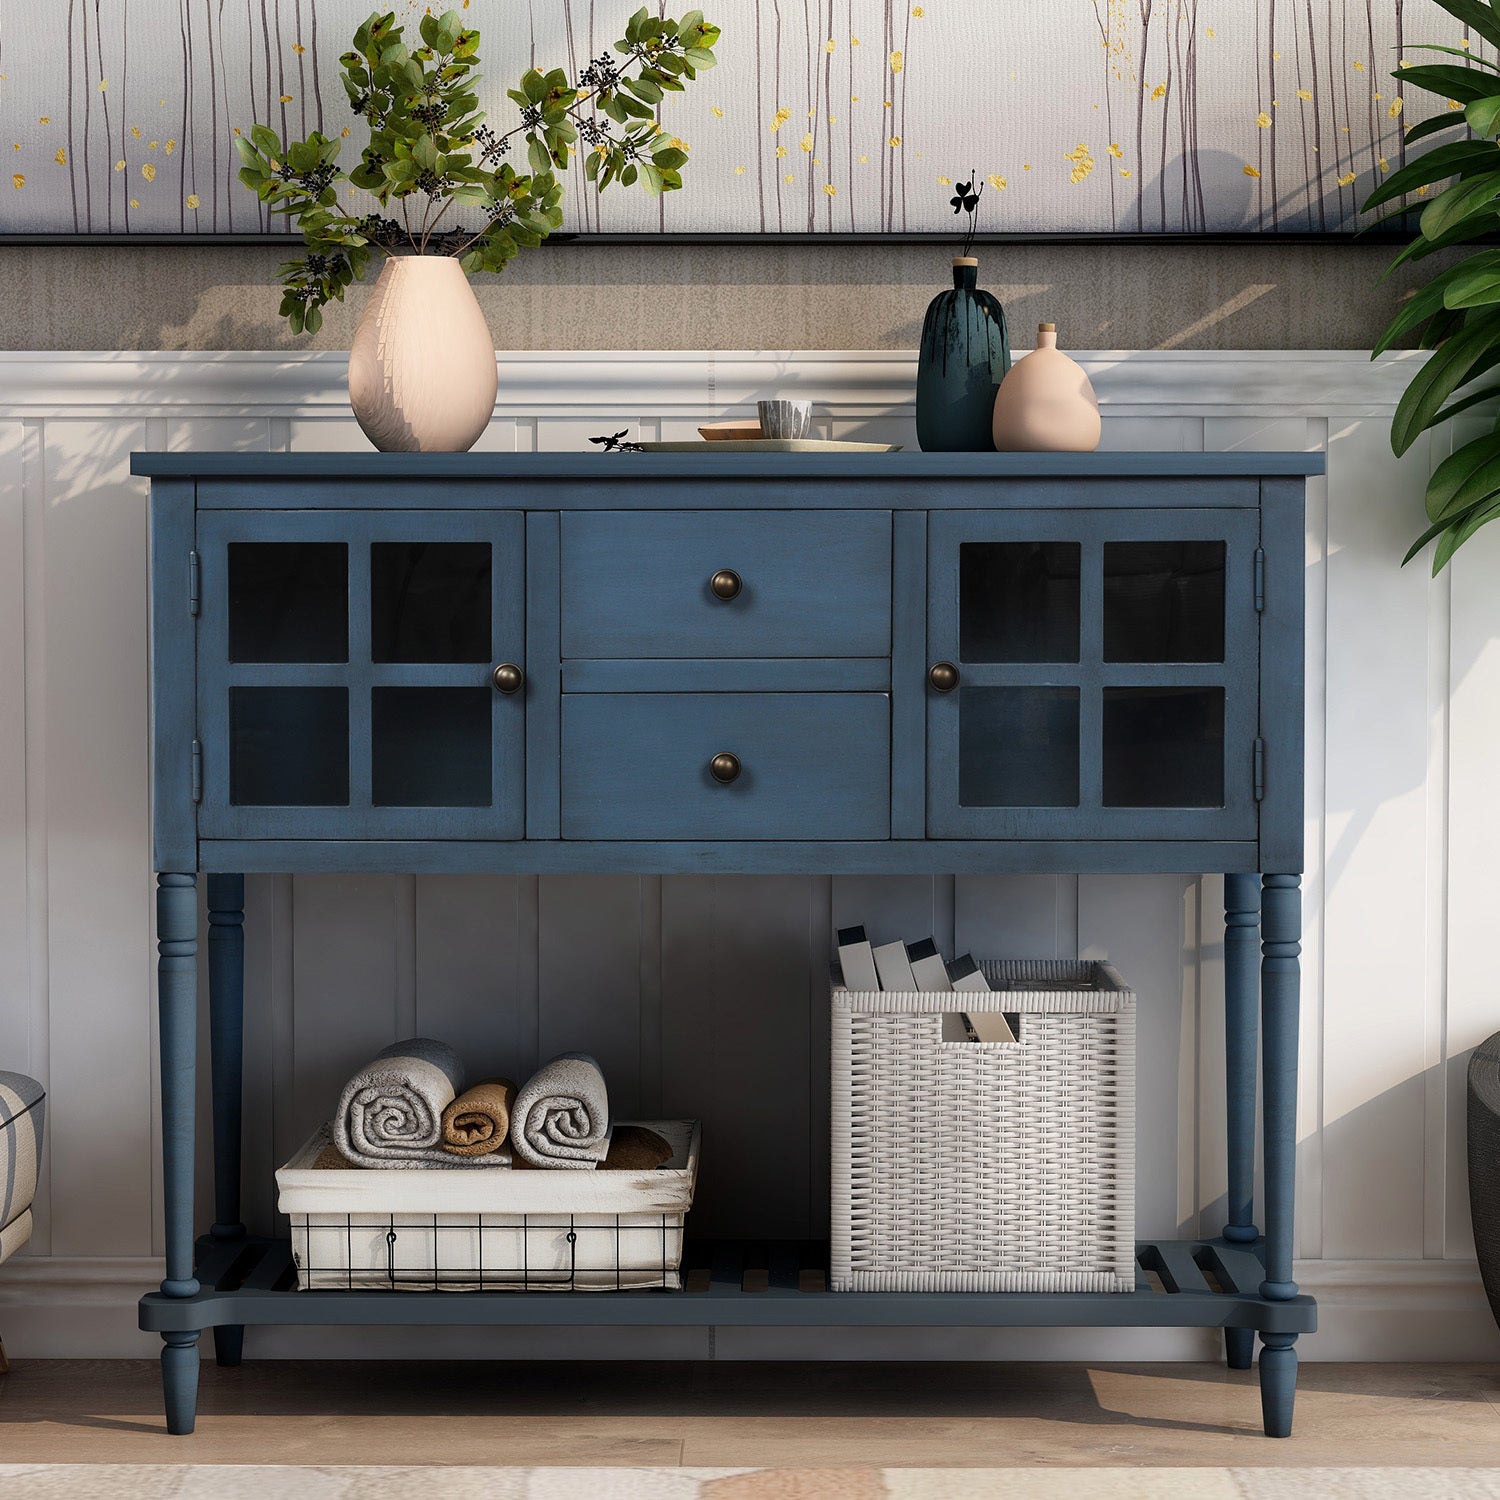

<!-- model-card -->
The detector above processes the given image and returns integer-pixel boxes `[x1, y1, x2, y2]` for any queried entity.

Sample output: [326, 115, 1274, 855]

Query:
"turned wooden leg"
[1257, 873, 1302, 1437]
[1223, 873, 1261, 1371]
[158, 873, 202, 1434]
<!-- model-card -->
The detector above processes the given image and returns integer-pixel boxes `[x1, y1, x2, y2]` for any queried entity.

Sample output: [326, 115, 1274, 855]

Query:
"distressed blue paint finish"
[561, 692, 891, 841]
[194, 508, 525, 842]
[132, 451, 1327, 482]
[563, 658, 892, 693]
[525, 512, 562, 840]
[1223, 873, 1261, 1372]
[138, 450, 1316, 1439]
[149, 482, 199, 871]
[890, 511, 928, 839]
[198, 836, 1265, 875]
[925, 507, 1261, 843]
[156, 872, 200, 1434]
[561, 511, 892, 660]
[1257, 481, 1307, 875]
[1258, 872, 1302, 1436]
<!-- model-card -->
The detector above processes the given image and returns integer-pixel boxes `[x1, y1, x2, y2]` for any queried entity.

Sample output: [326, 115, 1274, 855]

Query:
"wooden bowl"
[698, 421, 764, 442]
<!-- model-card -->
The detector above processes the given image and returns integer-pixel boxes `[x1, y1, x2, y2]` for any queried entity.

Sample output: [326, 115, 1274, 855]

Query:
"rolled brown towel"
[440, 1078, 517, 1158]
[603, 1124, 674, 1171]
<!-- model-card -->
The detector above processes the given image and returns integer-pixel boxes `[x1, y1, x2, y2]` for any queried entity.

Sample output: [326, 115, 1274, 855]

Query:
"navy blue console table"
[131, 450, 1321, 1437]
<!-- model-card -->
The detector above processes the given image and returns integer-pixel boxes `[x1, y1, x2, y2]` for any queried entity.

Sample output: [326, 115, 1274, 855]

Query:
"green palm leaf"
[1433, 496, 1500, 571]
[1391, 308, 1500, 455]
[1423, 426, 1500, 521]
[1429, 0, 1500, 49]
[1398, 63, 1500, 105]
[1419, 170, 1500, 238]
[1364, 141, 1499, 212]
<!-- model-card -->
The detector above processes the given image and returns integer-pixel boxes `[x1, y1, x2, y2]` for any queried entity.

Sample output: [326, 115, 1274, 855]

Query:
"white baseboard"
[4, 1255, 1496, 1362]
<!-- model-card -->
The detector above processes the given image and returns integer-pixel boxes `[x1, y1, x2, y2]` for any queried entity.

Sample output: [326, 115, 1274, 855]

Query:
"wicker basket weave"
[831, 958, 1136, 1293]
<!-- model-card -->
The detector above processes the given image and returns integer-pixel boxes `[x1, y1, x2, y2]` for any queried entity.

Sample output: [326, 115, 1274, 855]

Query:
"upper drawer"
[561, 511, 892, 658]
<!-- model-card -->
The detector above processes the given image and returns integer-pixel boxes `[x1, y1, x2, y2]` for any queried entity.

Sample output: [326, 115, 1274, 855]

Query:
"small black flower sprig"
[589, 429, 645, 453]
[949, 169, 983, 258]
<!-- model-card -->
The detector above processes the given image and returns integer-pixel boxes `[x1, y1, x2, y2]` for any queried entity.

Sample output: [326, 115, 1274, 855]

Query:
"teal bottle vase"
[915, 258, 1011, 452]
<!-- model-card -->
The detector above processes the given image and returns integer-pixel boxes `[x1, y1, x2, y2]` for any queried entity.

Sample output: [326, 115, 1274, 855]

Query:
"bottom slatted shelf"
[138, 1235, 1316, 1336]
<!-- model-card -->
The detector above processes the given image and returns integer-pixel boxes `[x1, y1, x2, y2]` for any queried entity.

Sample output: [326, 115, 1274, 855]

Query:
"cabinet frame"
[135, 451, 1321, 1442]
[194, 508, 526, 841]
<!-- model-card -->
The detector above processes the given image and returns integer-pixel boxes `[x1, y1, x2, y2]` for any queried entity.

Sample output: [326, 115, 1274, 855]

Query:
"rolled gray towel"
[334, 1038, 507, 1169]
[510, 1052, 611, 1169]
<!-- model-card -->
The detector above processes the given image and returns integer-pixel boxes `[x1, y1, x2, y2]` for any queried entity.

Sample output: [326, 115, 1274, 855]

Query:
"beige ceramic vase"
[991, 322, 1101, 453]
[348, 256, 498, 452]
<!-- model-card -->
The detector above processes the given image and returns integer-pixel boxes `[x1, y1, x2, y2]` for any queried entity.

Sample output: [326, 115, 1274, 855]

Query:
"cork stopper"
[953, 255, 979, 267]
[1039, 322, 1057, 332]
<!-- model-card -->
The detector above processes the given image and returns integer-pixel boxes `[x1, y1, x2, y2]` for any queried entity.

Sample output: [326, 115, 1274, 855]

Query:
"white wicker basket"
[277, 1119, 699, 1292]
[831, 959, 1135, 1293]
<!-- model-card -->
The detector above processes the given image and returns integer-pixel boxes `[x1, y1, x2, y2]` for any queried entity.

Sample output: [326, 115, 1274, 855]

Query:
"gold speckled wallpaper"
[0, 1, 1477, 236]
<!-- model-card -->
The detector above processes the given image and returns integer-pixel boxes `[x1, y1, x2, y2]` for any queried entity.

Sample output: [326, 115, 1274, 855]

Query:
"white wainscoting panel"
[0, 348, 1496, 1361]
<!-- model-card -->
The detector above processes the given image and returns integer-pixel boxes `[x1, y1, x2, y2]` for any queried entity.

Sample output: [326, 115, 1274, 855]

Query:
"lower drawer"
[561, 692, 890, 840]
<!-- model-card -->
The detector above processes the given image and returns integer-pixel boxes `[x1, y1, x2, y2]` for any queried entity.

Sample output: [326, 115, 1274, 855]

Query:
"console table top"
[131, 450, 1328, 482]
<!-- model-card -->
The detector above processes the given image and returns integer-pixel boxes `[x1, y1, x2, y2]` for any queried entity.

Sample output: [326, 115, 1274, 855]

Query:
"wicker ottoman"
[0, 1071, 45, 1371]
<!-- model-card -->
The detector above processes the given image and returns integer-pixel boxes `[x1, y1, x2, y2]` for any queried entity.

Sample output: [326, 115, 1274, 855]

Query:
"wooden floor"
[2, 1360, 1500, 1467]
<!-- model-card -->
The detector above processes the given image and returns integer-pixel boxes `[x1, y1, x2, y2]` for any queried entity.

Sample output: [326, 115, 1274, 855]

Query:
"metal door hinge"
[188, 550, 201, 616]
[191, 740, 203, 803]
[1253, 737, 1265, 802]
[1253, 548, 1265, 613]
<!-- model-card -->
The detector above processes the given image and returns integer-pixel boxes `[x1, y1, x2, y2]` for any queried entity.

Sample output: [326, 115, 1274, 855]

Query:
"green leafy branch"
[1366, 0, 1500, 571]
[233, 7, 720, 333]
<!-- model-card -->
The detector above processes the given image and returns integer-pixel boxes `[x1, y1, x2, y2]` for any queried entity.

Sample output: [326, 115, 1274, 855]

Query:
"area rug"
[4, 1468, 1500, 1499]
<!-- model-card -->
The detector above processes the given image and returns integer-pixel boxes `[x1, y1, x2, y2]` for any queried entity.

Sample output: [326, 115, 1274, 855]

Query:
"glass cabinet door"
[926, 508, 1260, 842]
[196, 510, 525, 840]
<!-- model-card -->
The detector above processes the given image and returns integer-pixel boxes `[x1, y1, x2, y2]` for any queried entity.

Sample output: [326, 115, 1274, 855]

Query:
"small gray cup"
[757, 399, 813, 440]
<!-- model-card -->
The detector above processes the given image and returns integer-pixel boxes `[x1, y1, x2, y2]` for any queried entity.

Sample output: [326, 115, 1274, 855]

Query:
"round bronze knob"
[709, 569, 743, 601]
[928, 661, 960, 693]
[709, 752, 742, 784]
[491, 662, 525, 695]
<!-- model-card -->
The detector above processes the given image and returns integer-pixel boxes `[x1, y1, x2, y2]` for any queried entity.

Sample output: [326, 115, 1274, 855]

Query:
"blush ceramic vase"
[992, 322, 1101, 453]
[347, 255, 498, 453]
[915, 257, 1011, 452]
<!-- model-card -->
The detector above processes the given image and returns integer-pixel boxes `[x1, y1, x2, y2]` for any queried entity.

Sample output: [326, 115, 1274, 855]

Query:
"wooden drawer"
[560, 511, 891, 658]
[561, 692, 890, 840]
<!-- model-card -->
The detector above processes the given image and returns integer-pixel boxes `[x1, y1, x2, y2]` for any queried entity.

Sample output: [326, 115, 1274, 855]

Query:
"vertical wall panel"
[1320, 420, 1437, 1261]
[1080, 874, 1196, 1238]
[42, 419, 155, 1256]
[661, 875, 825, 1240]
[954, 876, 1076, 961]
[413, 875, 530, 1084]
[0, 424, 29, 1072]
[536, 876, 645, 1118]
[287, 875, 402, 1154]
[1443, 515, 1500, 1258]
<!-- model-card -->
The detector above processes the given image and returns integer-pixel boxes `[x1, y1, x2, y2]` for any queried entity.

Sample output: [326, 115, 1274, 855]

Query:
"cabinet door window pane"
[959, 686, 1079, 806]
[1103, 686, 1224, 807]
[1103, 541, 1225, 663]
[230, 686, 349, 806]
[372, 687, 492, 806]
[228, 543, 348, 663]
[371, 542, 492, 663]
[960, 542, 1080, 663]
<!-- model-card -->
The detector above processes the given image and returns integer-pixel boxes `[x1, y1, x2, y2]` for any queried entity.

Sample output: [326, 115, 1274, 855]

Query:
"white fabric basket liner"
[832, 959, 1136, 1294]
[278, 1119, 698, 1292]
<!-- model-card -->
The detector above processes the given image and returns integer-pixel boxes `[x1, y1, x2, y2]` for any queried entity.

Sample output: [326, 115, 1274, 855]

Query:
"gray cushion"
[0, 1072, 45, 1253]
